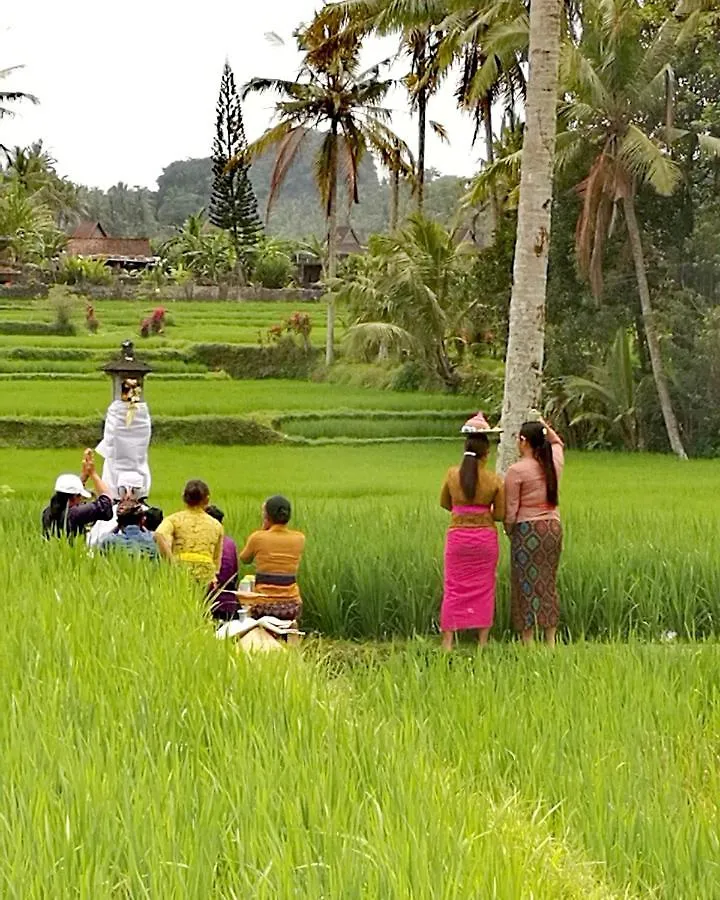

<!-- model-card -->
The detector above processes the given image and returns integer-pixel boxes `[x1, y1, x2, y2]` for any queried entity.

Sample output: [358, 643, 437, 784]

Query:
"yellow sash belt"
[177, 551, 215, 565]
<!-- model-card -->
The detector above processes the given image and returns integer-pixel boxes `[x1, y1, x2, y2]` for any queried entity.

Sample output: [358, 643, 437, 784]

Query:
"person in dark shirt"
[206, 505, 239, 620]
[100, 500, 158, 558]
[42, 449, 113, 539]
[143, 506, 164, 532]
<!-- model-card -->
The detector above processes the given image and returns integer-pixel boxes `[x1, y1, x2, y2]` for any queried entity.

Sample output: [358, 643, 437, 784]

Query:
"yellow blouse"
[155, 507, 224, 584]
[440, 461, 505, 528]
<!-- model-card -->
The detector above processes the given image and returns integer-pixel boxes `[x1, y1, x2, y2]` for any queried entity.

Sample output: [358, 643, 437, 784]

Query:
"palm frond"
[463, 149, 522, 207]
[267, 127, 310, 215]
[560, 42, 609, 109]
[618, 124, 680, 195]
[429, 120, 449, 142]
[343, 322, 418, 360]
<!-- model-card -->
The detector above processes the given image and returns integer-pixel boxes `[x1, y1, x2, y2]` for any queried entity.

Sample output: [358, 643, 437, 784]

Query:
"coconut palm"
[2, 141, 81, 225]
[0, 65, 38, 120]
[376, 137, 416, 230]
[337, 214, 479, 387]
[322, 0, 449, 211]
[496, 0, 563, 472]
[436, 0, 528, 230]
[548, 329, 642, 450]
[242, 14, 407, 365]
[556, 0, 720, 459]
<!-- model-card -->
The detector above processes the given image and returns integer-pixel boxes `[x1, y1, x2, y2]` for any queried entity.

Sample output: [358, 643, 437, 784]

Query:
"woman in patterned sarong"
[440, 430, 505, 650]
[504, 420, 564, 646]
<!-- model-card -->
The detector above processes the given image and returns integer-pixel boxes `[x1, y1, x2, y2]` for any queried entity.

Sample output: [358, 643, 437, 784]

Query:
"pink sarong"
[441, 509, 499, 631]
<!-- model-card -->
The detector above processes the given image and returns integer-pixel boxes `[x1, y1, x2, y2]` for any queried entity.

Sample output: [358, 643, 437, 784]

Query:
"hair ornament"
[463, 451, 477, 458]
[542, 427, 548, 436]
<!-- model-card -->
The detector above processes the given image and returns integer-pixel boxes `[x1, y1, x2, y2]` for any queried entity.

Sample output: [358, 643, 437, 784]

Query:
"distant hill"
[80, 131, 470, 240]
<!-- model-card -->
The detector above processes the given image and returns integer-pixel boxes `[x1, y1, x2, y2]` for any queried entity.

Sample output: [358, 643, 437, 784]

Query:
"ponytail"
[520, 422, 559, 506]
[45, 492, 71, 537]
[459, 434, 489, 501]
[534, 442, 558, 506]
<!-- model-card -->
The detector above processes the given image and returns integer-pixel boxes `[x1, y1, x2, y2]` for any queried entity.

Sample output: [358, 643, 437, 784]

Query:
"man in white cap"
[42, 450, 113, 539]
[87, 470, 148, 549]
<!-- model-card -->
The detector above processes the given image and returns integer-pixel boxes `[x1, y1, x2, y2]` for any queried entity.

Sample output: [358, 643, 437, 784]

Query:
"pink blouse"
[504, 436, 564, 527]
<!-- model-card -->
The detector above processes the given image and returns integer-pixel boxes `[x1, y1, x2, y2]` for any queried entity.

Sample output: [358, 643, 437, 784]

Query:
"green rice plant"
[3, 444, 720, 642]
[0, 380, 473, 418]
[0, 536, 716, 896]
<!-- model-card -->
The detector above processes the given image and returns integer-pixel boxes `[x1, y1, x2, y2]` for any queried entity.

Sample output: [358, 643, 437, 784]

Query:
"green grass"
[2, 444, 719, 895]
[0, 297, 334, 348]
[0, 546, 717, 896]
[0, 379, 475, 418]
[4, 444, 720, 640]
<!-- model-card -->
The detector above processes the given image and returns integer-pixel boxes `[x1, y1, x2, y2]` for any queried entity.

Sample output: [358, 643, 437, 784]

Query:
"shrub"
[192, 339, 320, 379]
[52, 298, 76, 336]
[253, 251, 294, 289]
[391, 361, 432, 392]
[56, 256, 113, 287]
[0, 415, 284, 449]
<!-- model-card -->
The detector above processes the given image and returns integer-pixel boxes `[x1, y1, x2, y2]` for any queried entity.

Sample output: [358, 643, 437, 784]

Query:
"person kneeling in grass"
[154, 479, 224, 592]
[205, 505, 239, 621]
[43, 449, 113, 540]
[239, 495, 305, 626]
[99, 500, 158, 559]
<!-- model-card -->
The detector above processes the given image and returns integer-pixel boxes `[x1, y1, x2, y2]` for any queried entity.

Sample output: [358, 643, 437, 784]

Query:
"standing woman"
[439, 415, 505, 650]
[504, 420, 564, 646]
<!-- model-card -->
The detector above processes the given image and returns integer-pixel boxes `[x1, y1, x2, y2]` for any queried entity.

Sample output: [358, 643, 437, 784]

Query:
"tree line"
[3, 0, 720, 457]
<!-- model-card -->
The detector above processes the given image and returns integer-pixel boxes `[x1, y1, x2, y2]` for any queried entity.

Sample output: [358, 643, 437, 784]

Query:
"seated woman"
[205, 505, 239, 621]
[99, 499, 158, 558]
[42, 449, 113, 539]
[239, 495, 305, 624]
[154, 480, 224, 590]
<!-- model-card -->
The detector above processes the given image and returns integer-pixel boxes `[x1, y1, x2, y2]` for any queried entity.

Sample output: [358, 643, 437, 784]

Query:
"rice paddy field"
[1, 444, 720, 896]
[0, 297, 333, 349]
[1, 297, 719, 896]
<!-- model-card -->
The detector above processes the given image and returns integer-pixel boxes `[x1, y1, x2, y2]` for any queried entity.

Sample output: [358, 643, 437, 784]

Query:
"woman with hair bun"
[439, 413, 505, 650]
[504, 419, 564, 646]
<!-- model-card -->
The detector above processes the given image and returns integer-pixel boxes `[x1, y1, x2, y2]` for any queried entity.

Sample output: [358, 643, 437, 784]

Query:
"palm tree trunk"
[497, 0, 562, 474]
[482, 96, 499, 236]
[622, 195, 687, 459]
[325, 152, 338, 368]
[417, 85, 427, 212]
[390, 169, 400, 232]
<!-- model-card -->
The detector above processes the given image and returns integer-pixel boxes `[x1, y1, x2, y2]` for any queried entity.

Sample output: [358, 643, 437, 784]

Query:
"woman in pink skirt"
[439, 418, 505, 650]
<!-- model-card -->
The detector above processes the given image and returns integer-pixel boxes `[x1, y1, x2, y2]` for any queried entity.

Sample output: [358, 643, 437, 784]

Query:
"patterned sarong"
[510, 520, 563, 631]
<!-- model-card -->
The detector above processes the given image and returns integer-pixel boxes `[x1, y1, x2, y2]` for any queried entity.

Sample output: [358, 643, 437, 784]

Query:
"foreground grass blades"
[0, 543, 717, 897]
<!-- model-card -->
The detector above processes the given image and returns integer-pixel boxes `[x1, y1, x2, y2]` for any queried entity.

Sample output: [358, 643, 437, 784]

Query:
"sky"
[2, 0, 483, 191]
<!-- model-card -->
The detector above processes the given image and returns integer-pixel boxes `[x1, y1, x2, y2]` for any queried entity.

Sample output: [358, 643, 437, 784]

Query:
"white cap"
[116, 471, 146, 490]
[54, 474, 91, 499]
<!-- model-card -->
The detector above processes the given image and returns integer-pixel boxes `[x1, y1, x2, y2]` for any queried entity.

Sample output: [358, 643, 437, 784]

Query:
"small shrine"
[102, 340, 152, 403]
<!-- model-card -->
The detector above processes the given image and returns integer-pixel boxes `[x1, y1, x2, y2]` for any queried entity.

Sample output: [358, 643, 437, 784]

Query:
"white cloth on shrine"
[95, 400, 152, 500]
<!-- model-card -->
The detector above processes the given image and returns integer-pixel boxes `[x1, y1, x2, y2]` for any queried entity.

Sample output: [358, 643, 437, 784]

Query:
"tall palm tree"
[436, 0, 527, 232]
[0, 66, 38, 120]
[323, 0, 449, 211]
[556, 0, 720, 459]
[242, 14, 406, 365]
[2, 141, 80, 226]
[376, 137, 415, 230]
[337, 214, 477, 386]
[496, 0, 563, 472]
